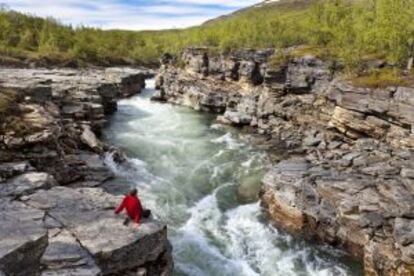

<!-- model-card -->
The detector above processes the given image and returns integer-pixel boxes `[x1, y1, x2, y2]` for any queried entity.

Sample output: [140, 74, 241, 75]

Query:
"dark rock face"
[157, 48, 414, 275]
[0, 68, 173, 276]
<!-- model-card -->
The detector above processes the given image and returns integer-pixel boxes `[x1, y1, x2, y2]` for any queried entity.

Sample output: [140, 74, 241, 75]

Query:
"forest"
[0, 0, 413, 72]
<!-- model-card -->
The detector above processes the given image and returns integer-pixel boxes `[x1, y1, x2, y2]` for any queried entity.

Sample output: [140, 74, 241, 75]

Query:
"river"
[103, 79, 362, 276]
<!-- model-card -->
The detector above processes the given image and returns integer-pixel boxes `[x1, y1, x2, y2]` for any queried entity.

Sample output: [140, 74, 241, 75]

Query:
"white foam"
[211, 132, 244, 149]
[210, 123, 226, 130]
[145, 78, 156, 88]
[213, 149, 225, 158]
[242, 156, 255, 168]
[173, 185, 258, 276]
[174, 189, 351, 276]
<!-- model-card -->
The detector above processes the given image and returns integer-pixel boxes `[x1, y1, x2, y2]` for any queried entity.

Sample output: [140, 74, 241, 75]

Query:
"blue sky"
[1, 0, 262, 30]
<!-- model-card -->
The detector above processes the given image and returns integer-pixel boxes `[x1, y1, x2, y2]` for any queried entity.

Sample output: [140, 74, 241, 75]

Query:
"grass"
[350, 68, 408, 88]
[176, 59, 186, 69]
[268, 45, 330, 70]
[9, 119, 31, 136]
[0, 88, 17, 115]
[289, 45, 327, 59]
[269, 51, 290, 69]
[0, 88, 35, 136]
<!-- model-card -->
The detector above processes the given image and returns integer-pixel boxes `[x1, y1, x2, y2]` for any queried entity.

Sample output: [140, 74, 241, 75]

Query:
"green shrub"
[269, 51, 290, 69]
[351, 68, 407, 88]
[289, 45, 327, 59]
[0, 0, 413, 70]
[0, 88, 17, 115]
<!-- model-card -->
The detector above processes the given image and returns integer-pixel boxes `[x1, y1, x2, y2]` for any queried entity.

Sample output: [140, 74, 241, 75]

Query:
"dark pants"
[123, 209, 152, 226]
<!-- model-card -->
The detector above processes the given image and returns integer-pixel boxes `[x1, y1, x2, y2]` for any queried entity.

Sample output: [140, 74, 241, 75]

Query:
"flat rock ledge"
[157, 48, 414, 275]
[0, 68, 173, 276]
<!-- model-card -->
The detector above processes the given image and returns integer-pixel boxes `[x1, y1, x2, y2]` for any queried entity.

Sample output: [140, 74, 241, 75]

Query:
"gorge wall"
[156, 48, 414, 275]
[0, 68, 173, 276]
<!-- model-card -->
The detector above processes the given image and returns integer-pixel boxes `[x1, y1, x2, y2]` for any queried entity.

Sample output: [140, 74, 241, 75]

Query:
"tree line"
[0, 0, 413, 70]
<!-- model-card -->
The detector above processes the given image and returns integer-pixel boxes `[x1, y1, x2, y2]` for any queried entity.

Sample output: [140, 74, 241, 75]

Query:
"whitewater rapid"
[103, 79, 362, 276]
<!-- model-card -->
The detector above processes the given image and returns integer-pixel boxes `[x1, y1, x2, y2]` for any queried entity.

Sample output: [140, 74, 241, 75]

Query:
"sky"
[1, 0, 262, 30]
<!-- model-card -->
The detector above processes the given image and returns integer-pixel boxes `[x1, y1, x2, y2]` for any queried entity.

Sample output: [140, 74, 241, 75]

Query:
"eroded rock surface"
[40, 230, 101, 276]
[0, 199, 47, 276]
[157, 48, 414, 275]
[0, 68, 173, 276]
[24, 187, 171, 276]
[0, 172, 56, 198]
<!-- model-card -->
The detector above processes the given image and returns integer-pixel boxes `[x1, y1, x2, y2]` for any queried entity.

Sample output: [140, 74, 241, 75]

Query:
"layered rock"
[261, 146, 414, 275]
[0, 68, 147, 182]
[326, 83, 414, 148]
[157, 48, 414, 275]
[0, 68, 173, 276]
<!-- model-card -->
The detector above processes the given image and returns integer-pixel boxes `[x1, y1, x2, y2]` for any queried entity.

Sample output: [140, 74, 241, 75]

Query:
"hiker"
[115, 188, 143, 225]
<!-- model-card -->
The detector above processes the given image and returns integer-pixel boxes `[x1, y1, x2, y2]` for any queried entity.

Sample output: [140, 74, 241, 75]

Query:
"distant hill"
[203, 0, 314, 25]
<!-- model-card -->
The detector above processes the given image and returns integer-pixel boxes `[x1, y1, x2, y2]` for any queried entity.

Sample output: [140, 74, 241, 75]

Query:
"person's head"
[129, 188, 138, 196]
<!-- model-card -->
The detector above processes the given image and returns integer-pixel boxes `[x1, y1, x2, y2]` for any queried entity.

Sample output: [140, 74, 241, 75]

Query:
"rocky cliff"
[156, 48, 414, 275]
[0, 68, 173, 276]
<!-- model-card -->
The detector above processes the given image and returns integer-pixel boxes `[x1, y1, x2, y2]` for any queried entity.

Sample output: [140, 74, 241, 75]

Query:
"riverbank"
[155, 48, 414, 275]
[0, 68, 173, 276]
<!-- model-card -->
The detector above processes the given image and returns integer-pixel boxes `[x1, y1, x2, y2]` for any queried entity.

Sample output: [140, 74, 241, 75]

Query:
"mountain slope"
[0, 0, 413, 70]
[203, 0, 314, 25]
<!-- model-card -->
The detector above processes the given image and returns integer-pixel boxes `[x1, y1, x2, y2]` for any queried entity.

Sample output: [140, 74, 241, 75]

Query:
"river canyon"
[0, 47, 413, 276]
[103, 79, 362, 276]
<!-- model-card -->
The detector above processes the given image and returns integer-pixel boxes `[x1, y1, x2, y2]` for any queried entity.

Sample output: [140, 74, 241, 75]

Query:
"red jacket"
[115, 195, 143, 224]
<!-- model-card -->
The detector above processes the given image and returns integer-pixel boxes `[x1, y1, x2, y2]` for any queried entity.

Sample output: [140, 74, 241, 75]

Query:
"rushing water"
[103, 79, 362, 276]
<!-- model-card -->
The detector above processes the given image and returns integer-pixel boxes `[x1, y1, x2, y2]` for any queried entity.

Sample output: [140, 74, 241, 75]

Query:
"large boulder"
[80, 125, 103, 152]
[105, 68, 146, 98]
[26, 187, 172, 275]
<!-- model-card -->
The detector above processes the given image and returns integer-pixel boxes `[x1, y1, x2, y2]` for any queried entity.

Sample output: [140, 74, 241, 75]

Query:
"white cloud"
[1, 0, 261, 30]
